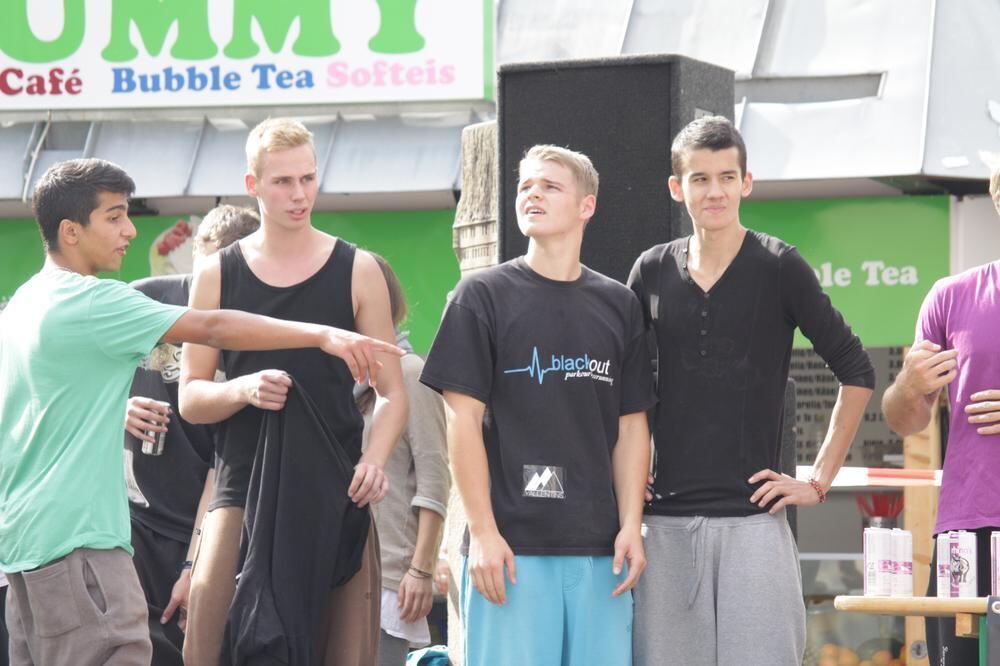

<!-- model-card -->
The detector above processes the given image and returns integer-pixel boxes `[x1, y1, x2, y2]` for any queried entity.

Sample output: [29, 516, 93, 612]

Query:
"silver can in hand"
[140, 399, 171, 455]
[142, 427, 167, 455]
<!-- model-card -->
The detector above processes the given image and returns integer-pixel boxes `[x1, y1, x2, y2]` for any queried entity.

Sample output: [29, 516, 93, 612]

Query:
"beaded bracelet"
[408, 565, 433, 579]
[807, 477, 827, 504]
[181, 560, 194, 571]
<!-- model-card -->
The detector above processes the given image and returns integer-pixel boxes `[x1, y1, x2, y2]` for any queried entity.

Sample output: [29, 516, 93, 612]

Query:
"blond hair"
[193, 205, 260, 257]
[990, 166, 1000, 200]
[520, 145, 599, 198]
[245, 118, 315, 178]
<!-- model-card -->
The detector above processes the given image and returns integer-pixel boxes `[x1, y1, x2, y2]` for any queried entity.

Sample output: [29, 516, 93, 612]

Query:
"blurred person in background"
[357, 254, 449, 665]
[123, 204, 259, 665]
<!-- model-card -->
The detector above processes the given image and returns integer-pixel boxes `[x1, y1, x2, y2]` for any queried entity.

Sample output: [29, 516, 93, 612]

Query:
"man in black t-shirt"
[123, 205, 258, 665]
[628, 116, 874, 665]
[421, 145, 655, 666]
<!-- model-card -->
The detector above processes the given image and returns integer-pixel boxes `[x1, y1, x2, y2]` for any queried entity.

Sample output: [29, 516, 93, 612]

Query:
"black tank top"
[209, 239, 363, 510]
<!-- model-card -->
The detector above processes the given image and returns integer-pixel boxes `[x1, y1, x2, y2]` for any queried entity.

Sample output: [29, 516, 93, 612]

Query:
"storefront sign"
[0, 0, 492, 110]
[742, 196, 950, 347]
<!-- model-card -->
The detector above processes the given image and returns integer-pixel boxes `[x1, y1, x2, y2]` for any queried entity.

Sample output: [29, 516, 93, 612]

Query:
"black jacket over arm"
[222, 381, 370, 666]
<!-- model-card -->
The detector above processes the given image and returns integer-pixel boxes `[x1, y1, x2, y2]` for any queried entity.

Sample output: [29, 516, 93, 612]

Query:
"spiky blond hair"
[520, 144, 599, 198]
[246, 118, 315, 178]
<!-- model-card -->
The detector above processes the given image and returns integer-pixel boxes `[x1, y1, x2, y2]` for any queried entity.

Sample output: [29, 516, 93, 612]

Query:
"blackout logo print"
[504, 346, 613, 386]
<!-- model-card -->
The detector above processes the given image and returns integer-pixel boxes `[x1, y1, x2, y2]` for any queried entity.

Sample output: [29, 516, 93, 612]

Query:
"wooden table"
[835, 596, 999, 665]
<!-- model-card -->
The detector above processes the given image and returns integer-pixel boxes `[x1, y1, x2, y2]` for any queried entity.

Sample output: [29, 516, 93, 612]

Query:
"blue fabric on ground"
[405, 645, 449, 665]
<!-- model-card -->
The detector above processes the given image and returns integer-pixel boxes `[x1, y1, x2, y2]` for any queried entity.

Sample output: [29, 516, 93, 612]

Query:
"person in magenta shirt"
[883, 166, 1000, 665]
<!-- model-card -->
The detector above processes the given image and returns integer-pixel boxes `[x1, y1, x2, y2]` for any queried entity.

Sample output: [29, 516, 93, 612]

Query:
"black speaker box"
[497, 54, 734, 283]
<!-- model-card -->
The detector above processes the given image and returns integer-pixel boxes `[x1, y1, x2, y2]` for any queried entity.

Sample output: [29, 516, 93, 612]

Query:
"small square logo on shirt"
[523, 465, 565, 499]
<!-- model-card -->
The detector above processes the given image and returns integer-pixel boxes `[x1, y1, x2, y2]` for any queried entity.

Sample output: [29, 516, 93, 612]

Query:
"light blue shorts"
[461, 554, 633, 666]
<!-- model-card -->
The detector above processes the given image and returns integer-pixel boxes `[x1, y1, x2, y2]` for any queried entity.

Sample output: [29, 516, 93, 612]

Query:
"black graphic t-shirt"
[125, 275, 216, 543]
[421, 258, 656, 555]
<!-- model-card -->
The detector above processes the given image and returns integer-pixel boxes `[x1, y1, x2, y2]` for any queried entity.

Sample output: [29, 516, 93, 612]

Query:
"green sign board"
[0, 195, 950, 351]
[0, 210, 460, 355]
[741, 196, 950, 347]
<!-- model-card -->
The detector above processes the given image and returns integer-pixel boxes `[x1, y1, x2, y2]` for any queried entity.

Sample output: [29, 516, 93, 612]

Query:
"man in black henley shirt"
[628, 116, 874, 666]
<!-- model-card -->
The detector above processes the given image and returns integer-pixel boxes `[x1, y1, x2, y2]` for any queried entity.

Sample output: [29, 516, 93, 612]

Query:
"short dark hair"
[193, 204, 260, 257]
[671, 115, 747, 178]
[32, 159, 135, 253]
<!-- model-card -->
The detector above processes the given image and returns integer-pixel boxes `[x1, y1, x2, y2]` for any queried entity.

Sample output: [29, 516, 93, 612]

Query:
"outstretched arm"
[178, 254, 402, 425]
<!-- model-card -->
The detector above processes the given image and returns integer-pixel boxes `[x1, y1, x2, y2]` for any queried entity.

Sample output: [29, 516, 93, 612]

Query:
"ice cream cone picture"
[141, 215, 202, 383]
[148, 216, 201, 276]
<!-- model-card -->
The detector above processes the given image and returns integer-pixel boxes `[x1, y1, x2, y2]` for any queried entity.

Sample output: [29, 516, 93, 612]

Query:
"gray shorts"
[5, 547, 151, 666]
[633, 511, 806, 666]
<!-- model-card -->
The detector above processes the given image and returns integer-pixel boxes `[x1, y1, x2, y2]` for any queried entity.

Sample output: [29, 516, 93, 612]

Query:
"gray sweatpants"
[5, 547, 151, 666]
[633, 511, 805, 666]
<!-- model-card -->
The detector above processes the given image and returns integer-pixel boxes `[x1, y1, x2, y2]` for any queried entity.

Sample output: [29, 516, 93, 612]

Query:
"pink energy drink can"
[891, 529, 913, 597]
[937, 531, 977, 597]
[864, 527, 893, 596]
[936, 533, 950, 597]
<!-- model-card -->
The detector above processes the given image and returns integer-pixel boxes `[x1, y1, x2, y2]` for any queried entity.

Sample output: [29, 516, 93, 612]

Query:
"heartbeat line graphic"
[503, 346, 556, 385]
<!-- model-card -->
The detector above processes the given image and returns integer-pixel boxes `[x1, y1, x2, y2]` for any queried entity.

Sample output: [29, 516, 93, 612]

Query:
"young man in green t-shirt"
[0, 158, 401, 665]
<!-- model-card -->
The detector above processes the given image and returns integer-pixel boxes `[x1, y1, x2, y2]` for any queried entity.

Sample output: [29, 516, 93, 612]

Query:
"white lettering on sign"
[860, 261, 918, 286]
[812, 261, 919, 287]
[813, 262, 852, 287]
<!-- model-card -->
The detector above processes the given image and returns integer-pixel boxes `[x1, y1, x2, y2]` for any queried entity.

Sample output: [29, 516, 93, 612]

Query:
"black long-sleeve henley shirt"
[628, 230, 875, 517]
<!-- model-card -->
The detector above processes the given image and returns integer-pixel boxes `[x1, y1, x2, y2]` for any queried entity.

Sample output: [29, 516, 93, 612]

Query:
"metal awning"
[3, 111, 476, 210]
[3, 0, 1000, 210]
[0, 123, 38, 200]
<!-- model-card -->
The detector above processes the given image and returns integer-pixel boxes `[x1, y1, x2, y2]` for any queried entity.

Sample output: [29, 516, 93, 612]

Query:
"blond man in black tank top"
[179, 118, 408, 665]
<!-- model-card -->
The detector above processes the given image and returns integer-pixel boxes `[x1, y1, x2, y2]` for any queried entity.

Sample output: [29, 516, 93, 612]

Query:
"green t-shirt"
[0, 269, 187, 572]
